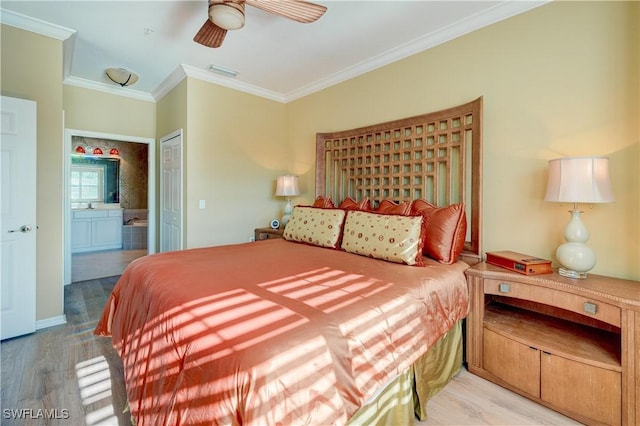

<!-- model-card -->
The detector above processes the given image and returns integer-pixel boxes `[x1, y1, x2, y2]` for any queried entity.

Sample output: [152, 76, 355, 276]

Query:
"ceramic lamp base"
[281, 198, 293, 226]
[555, 210, 596, 279]
[558, 267, 588, 279]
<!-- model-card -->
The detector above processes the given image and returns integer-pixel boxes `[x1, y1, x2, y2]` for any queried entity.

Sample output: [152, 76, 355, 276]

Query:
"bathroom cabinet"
[71, 209, 123, 253]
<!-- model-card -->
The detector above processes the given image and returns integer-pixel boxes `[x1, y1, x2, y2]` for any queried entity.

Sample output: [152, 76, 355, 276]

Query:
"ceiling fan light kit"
[210, 1, 245, 30]
[105, 67, 138, 87]
[194, 0, 327, 48]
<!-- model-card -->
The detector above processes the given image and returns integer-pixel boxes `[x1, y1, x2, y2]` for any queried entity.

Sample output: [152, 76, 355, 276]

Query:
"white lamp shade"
[544, 157, 614, 203]
[275, 176, 300, 197]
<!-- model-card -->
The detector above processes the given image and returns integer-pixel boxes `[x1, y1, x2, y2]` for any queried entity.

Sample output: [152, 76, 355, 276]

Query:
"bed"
[94, 97, 483, 425]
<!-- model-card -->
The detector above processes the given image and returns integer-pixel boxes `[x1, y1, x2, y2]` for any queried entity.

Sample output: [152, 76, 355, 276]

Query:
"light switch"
[199, 199, 206, 209]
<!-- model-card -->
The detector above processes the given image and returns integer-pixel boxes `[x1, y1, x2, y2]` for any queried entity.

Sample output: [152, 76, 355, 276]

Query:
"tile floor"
[71, 249, 147, 282]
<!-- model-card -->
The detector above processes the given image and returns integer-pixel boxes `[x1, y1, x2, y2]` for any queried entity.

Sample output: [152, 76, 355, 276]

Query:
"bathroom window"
[71, 165, 104, 202]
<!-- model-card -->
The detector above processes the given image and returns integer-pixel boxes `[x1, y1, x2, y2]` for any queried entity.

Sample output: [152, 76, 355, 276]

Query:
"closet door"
[160, 130, 183, 252]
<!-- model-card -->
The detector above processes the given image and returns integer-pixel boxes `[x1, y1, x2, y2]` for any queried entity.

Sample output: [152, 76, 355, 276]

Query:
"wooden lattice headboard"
[316, 97, 482, 258]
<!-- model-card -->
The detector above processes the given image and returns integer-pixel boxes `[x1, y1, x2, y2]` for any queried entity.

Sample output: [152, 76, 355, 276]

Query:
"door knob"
[8, 225, 32, 233]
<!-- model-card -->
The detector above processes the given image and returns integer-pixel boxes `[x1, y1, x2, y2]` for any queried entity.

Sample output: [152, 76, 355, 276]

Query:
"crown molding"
[64, 76, 155, 102]
[167, 0, 549, 103]
[283, 0, 551, 102]
[154, 64, 286, 103]
[180, 64, 287, 103]
[152, 66, 187, 102]
[3, 1, 550, 104]
[0, 8, 75, 40]
[62, 34, 77, 80]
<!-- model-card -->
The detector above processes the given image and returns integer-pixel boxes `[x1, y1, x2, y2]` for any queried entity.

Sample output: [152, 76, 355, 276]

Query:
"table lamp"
[275, 175, 299, 226]
[544, 156, 614, 278]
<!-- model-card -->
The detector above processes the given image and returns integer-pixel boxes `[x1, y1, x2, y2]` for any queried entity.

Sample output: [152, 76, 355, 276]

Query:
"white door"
[1, 96, 37, 340]
[160, 130, 182, 252]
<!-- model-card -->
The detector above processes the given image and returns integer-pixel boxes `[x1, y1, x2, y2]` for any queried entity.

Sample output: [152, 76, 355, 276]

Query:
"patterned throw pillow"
[341, 211, 424, 266]
[283, 206, 346, 249]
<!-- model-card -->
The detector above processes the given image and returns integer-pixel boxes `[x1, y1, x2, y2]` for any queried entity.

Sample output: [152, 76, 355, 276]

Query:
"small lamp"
[544, 156, 614, 279]
[275, 175, 300, 226]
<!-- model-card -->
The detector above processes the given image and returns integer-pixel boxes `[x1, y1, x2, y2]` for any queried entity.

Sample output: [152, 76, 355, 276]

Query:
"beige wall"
[1, 25, 65, 320]
[157, 79, 188, 142]
[286, 1, 640, 280]
[183, 78, 287, 247]
[63, 85, 156, 138]
[156, 79, 187, 248]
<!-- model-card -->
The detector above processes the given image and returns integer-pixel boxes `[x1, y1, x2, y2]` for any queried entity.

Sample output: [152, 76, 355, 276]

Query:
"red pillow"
[312, 196, 335, 208]
[375, 199, 412, 215]
[339, 197, 371, 211]
[411, 199, 467, 264]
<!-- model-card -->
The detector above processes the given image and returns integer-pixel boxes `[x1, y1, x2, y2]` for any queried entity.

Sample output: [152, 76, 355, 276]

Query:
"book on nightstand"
[486, 251, 552, 275]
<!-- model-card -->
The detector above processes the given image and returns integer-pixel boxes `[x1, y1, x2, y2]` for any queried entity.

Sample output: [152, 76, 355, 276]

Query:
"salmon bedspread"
[95, 239, 469, 426]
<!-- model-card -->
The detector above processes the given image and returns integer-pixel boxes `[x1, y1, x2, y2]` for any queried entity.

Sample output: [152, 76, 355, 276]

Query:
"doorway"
[63, 129, 156, 285]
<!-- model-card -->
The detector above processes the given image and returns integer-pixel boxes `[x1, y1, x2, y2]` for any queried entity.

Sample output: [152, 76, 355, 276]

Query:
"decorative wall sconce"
[73, 145, 120, 157]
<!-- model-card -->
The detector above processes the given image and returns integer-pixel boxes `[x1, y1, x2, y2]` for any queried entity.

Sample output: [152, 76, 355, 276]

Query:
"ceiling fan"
[194, 0, 327, 48]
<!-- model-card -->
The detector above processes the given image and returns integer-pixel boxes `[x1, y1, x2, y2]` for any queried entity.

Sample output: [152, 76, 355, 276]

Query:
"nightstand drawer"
[484, 278, 621, 327]
[254, 227, 284, 241]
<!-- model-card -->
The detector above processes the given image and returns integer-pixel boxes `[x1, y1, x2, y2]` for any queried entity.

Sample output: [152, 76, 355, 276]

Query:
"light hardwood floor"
[1, 277, 581, 426]
[71, 249, 147, 282]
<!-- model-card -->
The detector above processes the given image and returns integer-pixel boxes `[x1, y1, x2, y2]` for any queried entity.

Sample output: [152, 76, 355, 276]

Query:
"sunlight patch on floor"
[76, 356, 118, 425]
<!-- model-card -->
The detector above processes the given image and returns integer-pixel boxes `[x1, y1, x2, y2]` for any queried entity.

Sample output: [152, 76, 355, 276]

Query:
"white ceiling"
[1, 1, 547, 103]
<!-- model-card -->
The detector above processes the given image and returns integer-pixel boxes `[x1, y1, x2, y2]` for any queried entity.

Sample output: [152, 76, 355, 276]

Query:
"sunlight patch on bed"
[179, 289, 311, 352]
[253, 335, 344, 425]
[337, 295, 428, 392]
[75, 356, 118, 425]
[258, 267, 393, 314]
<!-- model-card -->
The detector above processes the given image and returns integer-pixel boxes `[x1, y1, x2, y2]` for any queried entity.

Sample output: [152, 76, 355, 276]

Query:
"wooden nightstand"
[465, 262, 640, 426]
[254, 227, 284, 241]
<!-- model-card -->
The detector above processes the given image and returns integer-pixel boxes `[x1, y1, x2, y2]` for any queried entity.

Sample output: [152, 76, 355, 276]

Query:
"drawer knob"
[499, 283, 510, 293]
[583, 302, 598, 315]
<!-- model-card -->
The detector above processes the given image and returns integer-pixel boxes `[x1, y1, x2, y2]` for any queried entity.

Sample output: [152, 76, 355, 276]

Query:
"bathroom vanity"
[71, 206, 123, 253]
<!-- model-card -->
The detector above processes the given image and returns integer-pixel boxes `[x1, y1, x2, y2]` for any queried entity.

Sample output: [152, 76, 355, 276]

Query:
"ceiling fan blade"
[245, 0, 327, 23]
[193, 19, 227, 48]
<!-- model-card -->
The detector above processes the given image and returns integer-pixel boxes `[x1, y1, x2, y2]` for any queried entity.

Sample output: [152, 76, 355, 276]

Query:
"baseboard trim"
[36, 315, 67, 330]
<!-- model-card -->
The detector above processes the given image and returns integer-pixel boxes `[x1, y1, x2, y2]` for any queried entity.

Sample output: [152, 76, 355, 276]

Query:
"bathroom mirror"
[71, 155, 120, 204]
